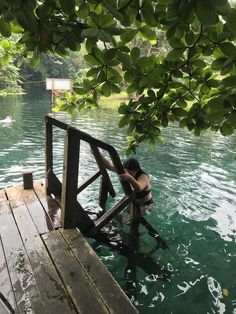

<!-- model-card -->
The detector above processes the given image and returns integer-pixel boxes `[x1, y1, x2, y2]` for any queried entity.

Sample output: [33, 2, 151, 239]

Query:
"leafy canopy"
[1, 0, 236, 152]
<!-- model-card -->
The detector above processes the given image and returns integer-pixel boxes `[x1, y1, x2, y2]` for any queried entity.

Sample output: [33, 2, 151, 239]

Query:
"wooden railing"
[45, 115, 136, 235]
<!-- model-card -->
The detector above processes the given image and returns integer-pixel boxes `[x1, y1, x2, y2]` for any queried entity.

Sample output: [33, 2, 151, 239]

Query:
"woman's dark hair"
[123, 158, 141, 171]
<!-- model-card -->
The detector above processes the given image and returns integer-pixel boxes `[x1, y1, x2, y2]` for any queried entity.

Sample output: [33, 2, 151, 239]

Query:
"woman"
[101, 155, 155, 216]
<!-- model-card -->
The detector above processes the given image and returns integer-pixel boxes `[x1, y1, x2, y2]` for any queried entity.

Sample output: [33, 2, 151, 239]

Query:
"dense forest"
[0, 31, 168, 95]
[0, 39, 89, 94]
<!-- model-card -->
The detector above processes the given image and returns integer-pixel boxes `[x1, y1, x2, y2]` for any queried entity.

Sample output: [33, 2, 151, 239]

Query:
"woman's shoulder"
[135, 169, 149, 179]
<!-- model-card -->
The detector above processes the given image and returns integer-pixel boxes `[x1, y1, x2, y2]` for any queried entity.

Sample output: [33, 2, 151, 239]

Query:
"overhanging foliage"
[0, 0, 236, 152]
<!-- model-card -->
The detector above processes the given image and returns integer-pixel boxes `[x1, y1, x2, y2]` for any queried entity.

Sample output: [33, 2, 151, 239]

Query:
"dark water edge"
[1, 92, 236, 313]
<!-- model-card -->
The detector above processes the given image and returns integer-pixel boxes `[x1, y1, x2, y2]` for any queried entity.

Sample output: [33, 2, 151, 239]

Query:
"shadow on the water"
[85, 208, 172, 300]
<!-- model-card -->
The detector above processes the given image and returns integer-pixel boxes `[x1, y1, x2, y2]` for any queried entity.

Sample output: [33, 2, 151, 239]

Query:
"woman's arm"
[99, 154, 116, 172]
[119, 172, 148, 192]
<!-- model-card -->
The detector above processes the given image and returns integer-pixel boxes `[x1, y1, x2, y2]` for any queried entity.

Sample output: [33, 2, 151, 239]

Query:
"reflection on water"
[0, 92, 236, 313]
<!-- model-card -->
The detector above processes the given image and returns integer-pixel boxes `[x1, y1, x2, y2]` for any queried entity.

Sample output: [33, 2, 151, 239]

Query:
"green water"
[1, 92, 236, 313]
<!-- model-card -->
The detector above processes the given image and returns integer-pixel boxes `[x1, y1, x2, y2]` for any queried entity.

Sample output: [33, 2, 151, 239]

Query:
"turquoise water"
[1, 92, 236, 313]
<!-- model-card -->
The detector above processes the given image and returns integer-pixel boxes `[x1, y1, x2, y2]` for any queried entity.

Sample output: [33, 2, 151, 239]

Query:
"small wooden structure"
[0, 181, 138, 313]
[46, 78, 72, 107]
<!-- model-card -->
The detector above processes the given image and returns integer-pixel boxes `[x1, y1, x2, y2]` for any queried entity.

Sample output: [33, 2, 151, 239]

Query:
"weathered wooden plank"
[0, 189, 9, 215]
[4, 186, 24, 209]
[0, 189, 7, 201]
[0, 236, 18, 313]
[12, 204, 76, 314]
[0, 209, 46, 313]
[15, 185, 53, 235]
[61, 229, 138, 314]
[33, 180, 61, 229]
[0, 298, 11, 314]
[42, 230, 109, 314]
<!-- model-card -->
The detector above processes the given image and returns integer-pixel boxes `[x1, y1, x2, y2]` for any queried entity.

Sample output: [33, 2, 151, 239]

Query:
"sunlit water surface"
[0, 92, 236, 313]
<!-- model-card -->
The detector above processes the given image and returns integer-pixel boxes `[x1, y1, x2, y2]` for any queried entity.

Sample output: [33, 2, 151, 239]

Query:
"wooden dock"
[0, 180, 138, 314]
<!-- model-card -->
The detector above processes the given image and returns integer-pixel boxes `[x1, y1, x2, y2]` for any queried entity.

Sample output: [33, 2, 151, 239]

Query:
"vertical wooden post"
[129, 202, 140, 250]
[99, 177, 108, 209]
[61, 127, 93, 231]
[61, 128, 80, 228]
[45, 117, 53, 195]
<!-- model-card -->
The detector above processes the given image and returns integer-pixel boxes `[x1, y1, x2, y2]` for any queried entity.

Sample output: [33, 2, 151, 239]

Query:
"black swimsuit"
[134, 170, 154, 206]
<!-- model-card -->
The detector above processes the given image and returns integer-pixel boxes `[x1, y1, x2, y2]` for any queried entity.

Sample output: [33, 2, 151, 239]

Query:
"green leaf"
[227, 111, 236, 128]
[91, 47, 103, 63]
[77, 3, 89, 19]
[104, 3, 124, 22]
[176, 99, 187, 108]
[194, 126, 201, 136]
[59, 0, 75, 15]
[0, 18, 11, 37]
[0, 39, 10, 50]
[1, 53, 11, 65]
[172, 108, 188, 117]
[127, 83, 138, 94]
[85, 38, 96, 53]
[136, 56, 156, 70]
[192, 59, 206, 68]
[141, 3, 156, 27]
[195, 0, 219, 25]
[104, 48, 116, 60]
[179, 118, 189, 128]
[212, 57, 227, 70]
[124, 70, 136, 83]
[101, 82, 111, 96]
[119, 115, 129, 127]
[120, 28, 137, 43]
[205, 97, 229, 121]
[222, 75, 236, 87]
[108, 68, 123, 83]
[139, 77, 147, 88]
[166, 48, 186, 61]
[130, 47, 140, 63]
[207, 79, 219, 87]
[74, 87, 87, 95]
[139, 25, 156, 40]
[100, 13, 116, 28]
[220, 122, 234, 135]
[30, 53, 40, 67]
[16, 10, 37, 31]
[117, 51, 132, 69]
[98, 29, 115, 44]
[226, 8, 236, 34]
[118, 103, 130, 114]
[106, 58, 120, 66]
[82, 28, 98, 38]
[110, 84, 121, 93]
[84, 54, 101, 66]
[219, 42, 236, 58]
[97, 69, 106, 83]
[86, 67, 100, 77]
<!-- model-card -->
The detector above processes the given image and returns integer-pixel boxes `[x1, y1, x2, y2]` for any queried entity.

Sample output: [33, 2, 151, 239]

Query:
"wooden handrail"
[45, 115, 136, 234]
